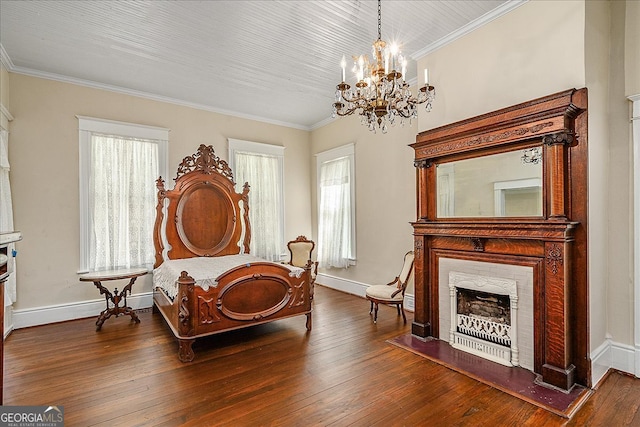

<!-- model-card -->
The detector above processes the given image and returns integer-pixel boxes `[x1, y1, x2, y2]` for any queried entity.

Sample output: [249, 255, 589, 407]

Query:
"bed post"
[153, 176, 166, 268]
[241, 182, 251, 254]
[304, 262, 313, 331]
[177, 271, 196, 362]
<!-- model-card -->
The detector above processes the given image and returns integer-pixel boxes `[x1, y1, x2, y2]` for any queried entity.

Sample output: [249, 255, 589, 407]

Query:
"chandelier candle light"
[332, 0, 436, 133]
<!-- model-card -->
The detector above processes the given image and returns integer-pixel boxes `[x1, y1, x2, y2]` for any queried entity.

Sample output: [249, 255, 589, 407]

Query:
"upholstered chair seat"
[365, 284, 405, 302]
[365, 251, 414, 323]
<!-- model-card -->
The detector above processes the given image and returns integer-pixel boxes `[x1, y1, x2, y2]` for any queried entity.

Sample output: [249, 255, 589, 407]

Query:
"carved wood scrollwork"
[177, 271, 195, 336]
[156, 176, 166, 197]
[153, 177, 167, 266]
[178, 287, 195, 336]
[241, 182, 251, 254]
[414, 159, 432, 168]
[470, 237, 486, 252]
[414, 238, 423, 256]
[198, 295, 221, 324]
[415, 121, 554, 158]
[542, 131, 575, 146]
[546, 243, 564, 275]
[175, 144, 235, 182]
[178, 339, 195, 363]
[289, 281, 305, 308]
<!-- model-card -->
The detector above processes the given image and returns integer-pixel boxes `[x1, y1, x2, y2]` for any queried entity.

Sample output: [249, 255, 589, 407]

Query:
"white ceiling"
[0, 0, 521, 130]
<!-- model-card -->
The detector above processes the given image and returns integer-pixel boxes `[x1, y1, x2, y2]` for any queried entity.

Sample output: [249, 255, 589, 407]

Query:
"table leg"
[119, 277, 141, 325]
[93, 281, 113, 331]
[92, 277, 141, 331]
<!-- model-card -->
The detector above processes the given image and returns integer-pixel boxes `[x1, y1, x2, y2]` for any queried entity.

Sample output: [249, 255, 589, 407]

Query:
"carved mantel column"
[542, 240, 575, 390]
[411, 235, 431, 338]
[544, 131, 574, 220]
[414, 159, 431, 221]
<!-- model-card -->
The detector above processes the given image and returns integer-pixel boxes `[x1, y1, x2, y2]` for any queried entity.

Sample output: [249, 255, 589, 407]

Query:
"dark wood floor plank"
[4, 285, 640, 426]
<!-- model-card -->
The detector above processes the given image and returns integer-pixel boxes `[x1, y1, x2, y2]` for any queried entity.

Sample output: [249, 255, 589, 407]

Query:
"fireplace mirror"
[436, 147, 543, 218]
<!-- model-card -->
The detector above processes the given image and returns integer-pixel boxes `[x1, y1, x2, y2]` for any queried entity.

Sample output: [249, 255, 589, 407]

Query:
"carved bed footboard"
[155, 264, 312, 362]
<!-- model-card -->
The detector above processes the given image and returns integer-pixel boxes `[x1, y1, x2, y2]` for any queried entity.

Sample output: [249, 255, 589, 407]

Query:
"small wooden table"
[80, 268, 148, 331]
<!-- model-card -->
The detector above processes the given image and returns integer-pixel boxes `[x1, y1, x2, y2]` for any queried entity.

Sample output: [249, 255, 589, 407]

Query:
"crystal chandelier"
[332, 0, 436, 133]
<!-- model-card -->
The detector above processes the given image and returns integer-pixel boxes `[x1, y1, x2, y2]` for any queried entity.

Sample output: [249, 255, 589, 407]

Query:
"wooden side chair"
[286, 235, 319, 298]
[366, 251, 415, 323]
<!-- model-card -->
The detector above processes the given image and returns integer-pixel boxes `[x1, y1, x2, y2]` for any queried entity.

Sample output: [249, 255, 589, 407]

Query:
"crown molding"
[0, 44, 15, 70]
[0, 103, 13, 122]
[310, 115, 337, 131]
[411, 0, 528, 60]
[4, 61, 312, 132]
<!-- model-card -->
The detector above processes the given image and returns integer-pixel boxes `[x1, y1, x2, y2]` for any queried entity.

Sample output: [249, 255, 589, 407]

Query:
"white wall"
[417, 0, 585, 132]
[310, 114, 417, 298]
[584, 0, 612, 383]
[628, 0, 640, 384]
[6, 73, 312, 327]
[585, 0, 640, 384]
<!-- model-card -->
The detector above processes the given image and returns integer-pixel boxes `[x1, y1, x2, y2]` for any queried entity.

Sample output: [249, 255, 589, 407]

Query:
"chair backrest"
[287, 235, 315, 268]
[397, 251, 415, 290]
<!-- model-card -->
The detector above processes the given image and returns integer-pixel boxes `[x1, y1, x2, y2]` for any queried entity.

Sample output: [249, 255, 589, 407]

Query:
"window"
[228, 139, 285, 261]
[316, 143, 356, 268]
[78, 116, 168, 273]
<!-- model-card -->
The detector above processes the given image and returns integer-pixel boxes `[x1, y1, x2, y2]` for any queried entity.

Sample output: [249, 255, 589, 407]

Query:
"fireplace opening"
[448, 271, 519, 367]
[457, 288, 511, 347]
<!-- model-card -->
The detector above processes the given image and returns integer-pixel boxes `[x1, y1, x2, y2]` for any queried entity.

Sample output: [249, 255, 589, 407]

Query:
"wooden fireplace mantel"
[410, 88, 589, 391]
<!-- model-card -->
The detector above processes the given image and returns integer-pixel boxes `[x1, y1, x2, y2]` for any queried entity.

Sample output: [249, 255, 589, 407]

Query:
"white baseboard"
[404, 294, 415, 312]
[611, 341, 637, 374]
[637, 343, 640, 378]
[590, 339, 612, 386]
[4, 305, 13, 339]
[590, 338, 638, 386]
[316, 273, 368, 297]
[12, 292, 153, 330]
[316, 273, 415, 312]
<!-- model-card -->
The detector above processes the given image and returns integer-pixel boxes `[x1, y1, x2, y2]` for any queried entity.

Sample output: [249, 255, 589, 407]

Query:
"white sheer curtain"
[89, 134, 158, 271]
[0, 128, 16, 305]
[234, 152, 283, 261]
[317, 156, 352, 268]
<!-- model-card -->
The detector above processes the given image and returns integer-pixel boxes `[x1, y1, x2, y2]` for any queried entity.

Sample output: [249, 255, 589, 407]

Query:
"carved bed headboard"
[153, 144, 251, 267]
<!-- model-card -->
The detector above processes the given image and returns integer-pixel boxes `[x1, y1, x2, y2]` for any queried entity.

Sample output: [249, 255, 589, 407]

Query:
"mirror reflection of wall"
[436, 148, 543, 218]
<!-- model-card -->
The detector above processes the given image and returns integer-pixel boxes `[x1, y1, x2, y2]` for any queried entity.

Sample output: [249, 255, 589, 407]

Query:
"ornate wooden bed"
[152, 144, 312, 362]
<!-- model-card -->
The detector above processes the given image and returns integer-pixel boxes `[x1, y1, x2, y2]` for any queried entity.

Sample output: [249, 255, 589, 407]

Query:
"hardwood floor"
[4, 285, 640, 426]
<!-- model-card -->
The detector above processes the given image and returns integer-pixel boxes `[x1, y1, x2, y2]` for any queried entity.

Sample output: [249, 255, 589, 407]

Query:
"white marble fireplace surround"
[439, 258, 534, 371]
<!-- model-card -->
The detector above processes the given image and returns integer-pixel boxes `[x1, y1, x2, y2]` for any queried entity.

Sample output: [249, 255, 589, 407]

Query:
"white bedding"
[153, 254, 305, 300]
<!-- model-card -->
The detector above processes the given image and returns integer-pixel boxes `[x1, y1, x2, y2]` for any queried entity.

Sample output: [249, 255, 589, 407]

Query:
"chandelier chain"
[377, 0, 382, 41]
